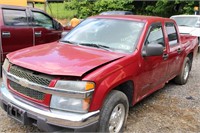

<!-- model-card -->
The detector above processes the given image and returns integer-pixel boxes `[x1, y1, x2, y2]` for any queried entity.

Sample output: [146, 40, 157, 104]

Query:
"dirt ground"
[126, 53, 200, 132]
[0, 54, 200, 132]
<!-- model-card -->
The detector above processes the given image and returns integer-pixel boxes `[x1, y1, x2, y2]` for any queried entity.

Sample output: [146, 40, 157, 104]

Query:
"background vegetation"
[35, 3, 76, 19]
[36, 0, 199, 20]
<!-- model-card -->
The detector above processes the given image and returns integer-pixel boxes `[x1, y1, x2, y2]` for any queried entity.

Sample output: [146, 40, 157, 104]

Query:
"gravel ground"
[0, 54, 199, 132]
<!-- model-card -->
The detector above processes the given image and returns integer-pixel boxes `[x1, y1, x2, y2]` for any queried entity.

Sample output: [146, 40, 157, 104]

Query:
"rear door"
[164, 22, 183, 78]
[1, 8, 33, 62]
[30, 10, 62, 45]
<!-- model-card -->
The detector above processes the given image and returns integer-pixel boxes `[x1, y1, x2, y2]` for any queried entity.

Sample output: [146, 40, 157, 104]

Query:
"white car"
[170, 15, 200, 47]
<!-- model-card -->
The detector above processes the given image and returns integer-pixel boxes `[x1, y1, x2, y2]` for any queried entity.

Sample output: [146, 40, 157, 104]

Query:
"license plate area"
[7, 103, 27, 125]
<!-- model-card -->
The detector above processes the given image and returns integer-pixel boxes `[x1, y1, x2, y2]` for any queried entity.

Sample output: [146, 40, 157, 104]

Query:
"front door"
[31, 11, 62, 45]
[137, 23, 169, 99]
[1, 9, 33, 63]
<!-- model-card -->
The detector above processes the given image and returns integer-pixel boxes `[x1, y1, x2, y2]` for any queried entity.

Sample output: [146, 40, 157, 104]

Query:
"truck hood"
[179, 26, 200, 37]
[7, 42, 125, 77]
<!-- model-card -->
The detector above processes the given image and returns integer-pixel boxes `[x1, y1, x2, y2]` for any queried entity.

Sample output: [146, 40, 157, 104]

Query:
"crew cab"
[0, 15, 198, 132]
[0, 4, 64, 70]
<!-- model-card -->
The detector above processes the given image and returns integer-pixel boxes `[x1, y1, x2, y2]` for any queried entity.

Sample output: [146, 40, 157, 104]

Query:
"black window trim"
[30, 10, 54, 29]
[2, 8, 29, 27]
[165, 21, 179, 47]
[144, 22, 165, 47]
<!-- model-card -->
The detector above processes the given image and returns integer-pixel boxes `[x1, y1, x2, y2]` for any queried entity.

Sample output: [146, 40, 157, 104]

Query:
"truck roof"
[171, 15, 200, 18]
[0, 4, 44, 12]
[91, 15, 174, 23]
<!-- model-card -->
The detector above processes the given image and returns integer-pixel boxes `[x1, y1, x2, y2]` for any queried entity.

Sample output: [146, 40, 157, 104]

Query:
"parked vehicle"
[0, 4, 65, 71]
[170, 15, 200, 50]
[99, 10, 133, 15]
[0, 15, 198, 132]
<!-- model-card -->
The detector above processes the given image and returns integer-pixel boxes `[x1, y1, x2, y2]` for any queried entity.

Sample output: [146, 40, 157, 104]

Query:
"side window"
[146, 23, 165, 46]
[3, 9, 28, 26]
[165, 22, 178, 46]
[32, 11, 53, 29]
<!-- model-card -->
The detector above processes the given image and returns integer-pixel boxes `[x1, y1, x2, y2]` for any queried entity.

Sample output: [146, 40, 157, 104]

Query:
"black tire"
[98, 90, 129, 133]
[198, 37, 200, 53]
[0, 63, 2, 77]
[174, 57, 191, 85]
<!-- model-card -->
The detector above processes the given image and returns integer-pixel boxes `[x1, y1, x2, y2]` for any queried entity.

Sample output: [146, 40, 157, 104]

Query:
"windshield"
[172, 17, 200, 28]
[61, 18, 144, 53]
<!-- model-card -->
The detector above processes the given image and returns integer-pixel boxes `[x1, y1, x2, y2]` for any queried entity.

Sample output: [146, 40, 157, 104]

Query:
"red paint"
[7, 42, 125, 76]
[0, 5, 65, 64]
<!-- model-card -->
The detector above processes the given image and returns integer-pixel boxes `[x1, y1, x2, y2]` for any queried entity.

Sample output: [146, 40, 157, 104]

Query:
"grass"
[35, 3, 76, 20]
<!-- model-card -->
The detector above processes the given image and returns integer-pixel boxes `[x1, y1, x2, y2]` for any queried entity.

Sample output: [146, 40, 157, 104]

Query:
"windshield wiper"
[60, 40, 78, 45]
[78, 43, 112, 51]
[179, 24, 189, 27]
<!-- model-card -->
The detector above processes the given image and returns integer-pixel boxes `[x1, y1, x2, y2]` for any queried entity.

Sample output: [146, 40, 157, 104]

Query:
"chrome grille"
[10, 80, 45, 100]
[9, 65, 53, 86]
[8, 65, 54, 101]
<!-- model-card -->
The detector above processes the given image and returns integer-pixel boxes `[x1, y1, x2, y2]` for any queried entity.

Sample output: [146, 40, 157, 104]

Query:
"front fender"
[88, 61, 139, 111]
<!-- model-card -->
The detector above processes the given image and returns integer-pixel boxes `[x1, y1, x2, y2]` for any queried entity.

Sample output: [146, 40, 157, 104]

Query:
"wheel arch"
[89, 78, 135, 111]
[114, 80, 134, 107]
[101, 80, 135, 108]
[187, 52, 193, 70]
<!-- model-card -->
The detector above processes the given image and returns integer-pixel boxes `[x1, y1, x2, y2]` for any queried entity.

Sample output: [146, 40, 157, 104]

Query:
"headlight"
[55, 80, 95, 92]
[50, 80, 95, 113]
[50, 96, 91, 113]
[2, 58, 9, 72]
[2, 58, 10, 87]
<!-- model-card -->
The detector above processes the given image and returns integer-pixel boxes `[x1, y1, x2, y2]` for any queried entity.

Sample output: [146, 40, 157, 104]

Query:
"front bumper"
[0, 85, 99, 132]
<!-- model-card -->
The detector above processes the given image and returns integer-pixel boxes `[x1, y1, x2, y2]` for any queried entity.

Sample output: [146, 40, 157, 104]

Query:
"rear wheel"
[174, 57, 191, 85]
[198, 37, 200, 53]
[98, 90, 129, 133]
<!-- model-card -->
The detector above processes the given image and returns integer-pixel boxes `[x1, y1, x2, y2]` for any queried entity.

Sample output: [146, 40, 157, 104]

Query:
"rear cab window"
[2, 9, 28, 26]
[165, 22, 179, 47]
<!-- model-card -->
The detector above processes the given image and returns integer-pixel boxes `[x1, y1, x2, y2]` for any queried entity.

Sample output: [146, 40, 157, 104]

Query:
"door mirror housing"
[53, 20, 62, 30]
[142, 43, 164, 57]
[195, 21, 200, 28]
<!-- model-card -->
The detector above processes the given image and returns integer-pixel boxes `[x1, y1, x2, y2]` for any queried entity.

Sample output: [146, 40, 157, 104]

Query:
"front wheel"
[98, 90, 129, 133]
[174, 57, 191, 85]
[198, 37, 200, 53]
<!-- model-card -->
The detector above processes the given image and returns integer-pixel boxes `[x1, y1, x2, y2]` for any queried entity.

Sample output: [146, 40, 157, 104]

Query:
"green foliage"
[65, 0, 134, 19]
[93, 0, 133, 15]
[134, 0, 199, 17]
[44, 0, 199, 19]
[35, 3, 76, 19]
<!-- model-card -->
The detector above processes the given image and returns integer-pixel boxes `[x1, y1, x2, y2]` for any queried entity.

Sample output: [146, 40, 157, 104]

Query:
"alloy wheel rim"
[109, 103, 125, 133]
[183, 62, 189, 81]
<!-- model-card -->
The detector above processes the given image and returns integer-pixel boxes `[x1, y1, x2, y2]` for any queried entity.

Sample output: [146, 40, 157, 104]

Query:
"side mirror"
[195, 21, 200, 28]
[53, 20, 62, 30]
[142, 43, 164, 57]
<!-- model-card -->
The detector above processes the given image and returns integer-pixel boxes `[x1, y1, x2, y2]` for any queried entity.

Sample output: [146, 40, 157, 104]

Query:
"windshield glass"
[61, 18, 144, 53]
[172, 17, 200, 27]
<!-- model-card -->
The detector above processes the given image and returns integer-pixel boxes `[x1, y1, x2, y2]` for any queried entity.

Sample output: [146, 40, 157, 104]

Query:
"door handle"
[163, 53, 169, 60]
[177, 48, 182, 54]
[35, 31, 41, 37]
[2, 32, 11, 38]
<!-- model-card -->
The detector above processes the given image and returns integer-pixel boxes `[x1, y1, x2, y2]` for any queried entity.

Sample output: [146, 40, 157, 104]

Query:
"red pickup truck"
[0, 5, 64, 71]
[0, 15, 198, 132]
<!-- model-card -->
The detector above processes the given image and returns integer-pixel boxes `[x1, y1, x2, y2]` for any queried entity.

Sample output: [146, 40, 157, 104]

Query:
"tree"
[65, 0, 199, 19]
[65, 0, 133, 18]
[134, 0, 199, 17]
